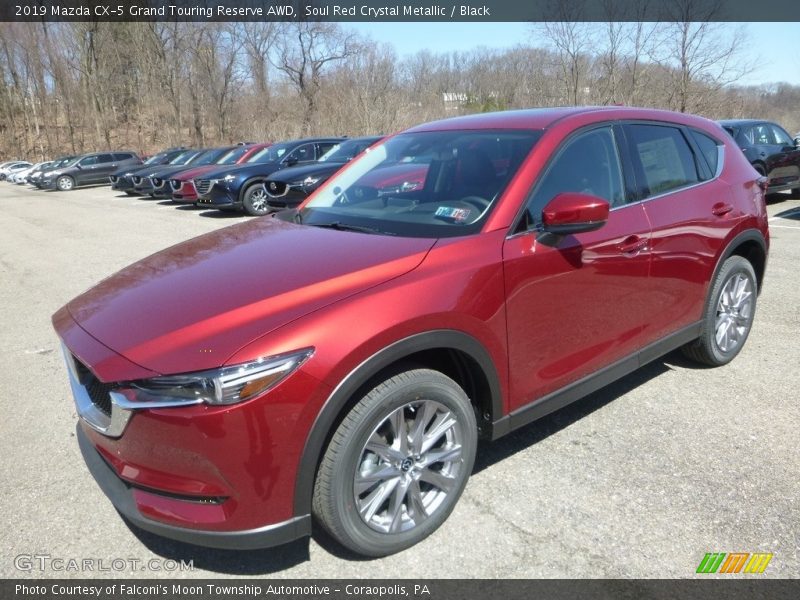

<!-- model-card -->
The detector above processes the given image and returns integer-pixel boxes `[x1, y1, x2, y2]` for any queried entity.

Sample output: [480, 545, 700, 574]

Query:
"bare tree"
[272, 22, 359, 134]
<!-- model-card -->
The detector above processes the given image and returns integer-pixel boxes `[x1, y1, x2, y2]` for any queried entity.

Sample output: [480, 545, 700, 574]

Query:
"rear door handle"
[618, 235, 648, 255]
[712, 202, 733, 216]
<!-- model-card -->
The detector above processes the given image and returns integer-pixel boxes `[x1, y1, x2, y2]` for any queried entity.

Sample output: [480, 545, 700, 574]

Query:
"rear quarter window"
[689, 130, 722, 180]
[626, 124, 700, 198]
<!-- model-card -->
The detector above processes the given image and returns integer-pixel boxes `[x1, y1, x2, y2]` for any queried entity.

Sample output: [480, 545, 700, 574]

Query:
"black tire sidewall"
[701, 256, 757, 365]
[57, 176, 73, 191]
[243, 183, 268, 216]
[322, 371, 477, 557]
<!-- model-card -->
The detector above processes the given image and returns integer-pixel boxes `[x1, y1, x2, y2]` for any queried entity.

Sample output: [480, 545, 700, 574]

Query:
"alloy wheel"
[714, 272, 754, 353]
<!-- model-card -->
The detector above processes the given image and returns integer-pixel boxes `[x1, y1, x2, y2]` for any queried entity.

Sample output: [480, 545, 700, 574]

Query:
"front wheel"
[242, 183, 270, 216]
[313, 368, 477, 557]
[682, 256, 757, 366]
[56, 175, 75, 191]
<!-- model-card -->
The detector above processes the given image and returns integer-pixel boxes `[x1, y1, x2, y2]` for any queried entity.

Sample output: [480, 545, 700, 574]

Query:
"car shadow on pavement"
[774, 207, 800, 220]
[198, 210, 247, 219]
[473, 355, 675, 475]
[122, 517, 311, 574]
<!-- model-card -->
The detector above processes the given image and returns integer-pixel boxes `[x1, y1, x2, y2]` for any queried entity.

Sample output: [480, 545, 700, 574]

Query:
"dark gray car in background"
[42, 151, 141, 191]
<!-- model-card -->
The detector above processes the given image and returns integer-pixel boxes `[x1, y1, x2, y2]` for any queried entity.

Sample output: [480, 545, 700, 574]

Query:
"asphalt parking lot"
[0, 183, 797, 579]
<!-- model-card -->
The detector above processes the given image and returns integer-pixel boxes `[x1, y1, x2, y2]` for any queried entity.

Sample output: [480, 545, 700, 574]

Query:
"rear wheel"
[56, 175, 74, 191]
[242, 183, 271, 216]
[682, 256, 757, 366]
[313, 368, 477, 557]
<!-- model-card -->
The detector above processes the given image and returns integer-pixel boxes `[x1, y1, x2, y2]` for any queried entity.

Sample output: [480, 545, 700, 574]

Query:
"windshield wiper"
[311, 221, 391, 235]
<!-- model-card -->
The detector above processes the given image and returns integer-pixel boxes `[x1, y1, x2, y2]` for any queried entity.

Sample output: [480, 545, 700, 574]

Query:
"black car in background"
[131, 149, 206, 196]
[194, 137, 344, 215]
[42, 151, 141, 191]
[32, 156, 76, 188]
[110, 147, 187, 195]
[719, 119, 800, 195]
[263, 136, 383, 213]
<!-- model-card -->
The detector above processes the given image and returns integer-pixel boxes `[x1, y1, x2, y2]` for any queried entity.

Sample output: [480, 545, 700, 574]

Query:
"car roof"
[718, 119, 772, 127]
[405, 106, 717, 133]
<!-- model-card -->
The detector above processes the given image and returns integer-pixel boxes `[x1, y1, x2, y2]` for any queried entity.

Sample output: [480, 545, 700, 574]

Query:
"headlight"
[223, 174, 236, 182]
[303, 176, 321, 188]
[121, 348, 313, 407]
[49, 170, 61, 176]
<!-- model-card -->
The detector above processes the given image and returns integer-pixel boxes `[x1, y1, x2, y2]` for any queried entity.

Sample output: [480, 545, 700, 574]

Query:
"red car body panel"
[53, 107, 769, 545]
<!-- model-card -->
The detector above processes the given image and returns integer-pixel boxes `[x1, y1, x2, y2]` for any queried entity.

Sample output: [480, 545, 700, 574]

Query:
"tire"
[682, 256, 757, 366]
[753, 163, 766, 177]
[242, 183, 270, 216]
[313, 368, 477, 557]
[56, 175, 75, 191]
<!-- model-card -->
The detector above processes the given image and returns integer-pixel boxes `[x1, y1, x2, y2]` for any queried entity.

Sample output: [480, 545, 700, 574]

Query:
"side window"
[522, 127, 625, 227]
[689, 129, 722, 180]
[626, 124, 699, 198]
[96, 154, 114, 164]
[770, 125, 793, 147]
[286, 144, 313, 163]
[113, 153, 134, 161]
[79, 155, 98, 167]
[750, 124, 774, 145]
[316, 142, 338, 157]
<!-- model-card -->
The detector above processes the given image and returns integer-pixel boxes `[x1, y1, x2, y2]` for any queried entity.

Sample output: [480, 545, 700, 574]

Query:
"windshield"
[169, 151, 200, 165]
[58, 156, 81, 168]
[191, 148, 230, 166]
[217, 146, 251, 165]
[319, 138, 381, 163]
[144, 153, 168, 165]
[246, 144, 289, 164]
[289, 130, 541, 238]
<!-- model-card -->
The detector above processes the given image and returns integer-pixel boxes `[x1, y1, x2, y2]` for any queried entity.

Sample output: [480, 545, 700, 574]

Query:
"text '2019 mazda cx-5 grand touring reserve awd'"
[54, 107, 768, 557]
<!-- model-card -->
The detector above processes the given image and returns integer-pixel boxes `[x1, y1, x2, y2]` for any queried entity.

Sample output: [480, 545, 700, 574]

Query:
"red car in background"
[54, 106, 768, 558]
[170, 143, 272, 203]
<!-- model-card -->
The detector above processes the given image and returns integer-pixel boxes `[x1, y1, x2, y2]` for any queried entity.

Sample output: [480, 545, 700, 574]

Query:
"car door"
[766, 123, 800, 189]
[503, 125, 654, 410]
[623, 123, 737, 340]
[89, 153, 116, 183]
[315, 141, 339, 159]
[75, 155, 99, 184]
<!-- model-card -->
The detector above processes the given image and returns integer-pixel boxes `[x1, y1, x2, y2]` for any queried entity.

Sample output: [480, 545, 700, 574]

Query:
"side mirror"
[541, 192, 610, 235]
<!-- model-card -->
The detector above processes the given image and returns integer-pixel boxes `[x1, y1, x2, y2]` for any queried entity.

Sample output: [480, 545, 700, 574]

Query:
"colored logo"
[696, 552, 773, 574]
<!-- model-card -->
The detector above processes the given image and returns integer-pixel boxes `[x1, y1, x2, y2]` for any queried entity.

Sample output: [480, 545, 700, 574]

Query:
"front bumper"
[196, 183, 240, 208]
[171, 180, 198, 203]
[76, 425, 311, 550]
[111, 176, 135, 191]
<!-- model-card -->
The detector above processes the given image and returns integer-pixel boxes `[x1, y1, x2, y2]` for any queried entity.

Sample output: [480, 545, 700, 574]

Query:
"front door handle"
[712, 202, 733, 216]
[618, 235, 648, 255]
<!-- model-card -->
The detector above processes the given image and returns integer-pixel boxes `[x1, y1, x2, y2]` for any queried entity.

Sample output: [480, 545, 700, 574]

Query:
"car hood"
[65, 218, 435, 375]
[200, 162, 282, 181]
[268, 162, 344, 184]
[141, 164, 204, 179]
[170, 165, 221, 181]
[112, 163, 172, 178]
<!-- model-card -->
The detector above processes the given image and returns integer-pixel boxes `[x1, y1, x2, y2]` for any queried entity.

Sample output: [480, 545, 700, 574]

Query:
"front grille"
[195, 179, 212, 196]
[170, 179, 182, 191]
[152, 177, 164, 188]
[73, 357, 114, 417]
[109, 175, 118, 183]
[132, 176, 142, 185]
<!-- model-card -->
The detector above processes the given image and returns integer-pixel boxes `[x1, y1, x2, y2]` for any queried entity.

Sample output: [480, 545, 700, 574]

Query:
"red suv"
[54, 107, 768, 557]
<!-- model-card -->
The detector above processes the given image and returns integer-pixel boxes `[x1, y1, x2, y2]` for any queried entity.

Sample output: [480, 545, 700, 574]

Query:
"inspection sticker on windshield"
[435, 206, 471, 222]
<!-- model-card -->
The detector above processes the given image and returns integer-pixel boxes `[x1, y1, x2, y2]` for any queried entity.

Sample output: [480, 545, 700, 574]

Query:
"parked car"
[54, 106, 768, 558]
[194, 137, 344, 215]
[11, 161, 49, 184]
[262, 136, 383, 213]
[0, 161, 32, 180]
[130, 150, 206, 196]
[42, 152, 141, 191]
[170, 143, 272, 204]
[719, 119, 800, 195]
[110, 148, 187, 195]
[32, 156, 75, 188]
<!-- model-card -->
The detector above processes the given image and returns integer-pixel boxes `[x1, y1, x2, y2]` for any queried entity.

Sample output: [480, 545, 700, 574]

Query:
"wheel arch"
[237, 177, 267, 203]
[292, 329, 503, 516]
[716, 229, 768, 294]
